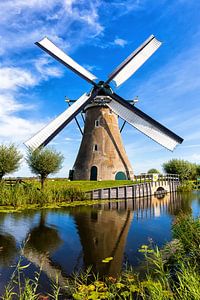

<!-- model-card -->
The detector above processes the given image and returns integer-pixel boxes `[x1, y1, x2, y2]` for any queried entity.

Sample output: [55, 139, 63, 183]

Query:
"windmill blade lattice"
[25, 93, 92, 151]
[36, 37, 98, 85]
[107, 35, 162, 87]
[107, 94, 183, 151]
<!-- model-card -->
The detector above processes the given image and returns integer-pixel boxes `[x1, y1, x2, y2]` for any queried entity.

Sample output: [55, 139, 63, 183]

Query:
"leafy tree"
[163, 159, 197, 182]
[196, 165, 200, 177]
[0, 144, 22, 180]
[147, 168, 160, 174]
[26, 148, 64, 189]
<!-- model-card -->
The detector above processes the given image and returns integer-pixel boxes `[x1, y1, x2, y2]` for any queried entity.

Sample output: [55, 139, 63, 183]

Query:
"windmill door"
[90, 166, 98, 181]
[115, 171, 127, 180]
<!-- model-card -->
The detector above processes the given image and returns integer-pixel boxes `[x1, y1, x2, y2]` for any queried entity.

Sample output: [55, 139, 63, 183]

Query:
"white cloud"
[0, 94, 23, 116]
[34, 56, 63, 79]
[0, 0, 104, 56]
[0, 115, 44, 143]
[113, 38, 128, 47]
[0, 92, 45, 143]
[0, 67, 37, 90]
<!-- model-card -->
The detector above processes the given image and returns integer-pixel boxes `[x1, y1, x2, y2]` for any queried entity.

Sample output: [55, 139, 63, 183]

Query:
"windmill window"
[95, 120, 99, 127]
[93, 144, 98, 151]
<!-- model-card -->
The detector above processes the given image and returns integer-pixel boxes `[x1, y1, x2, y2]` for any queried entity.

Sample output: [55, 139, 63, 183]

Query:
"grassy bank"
[2, 214, 200, 299]
[25, 178, 133, 192]
[0, 179, 132, 212]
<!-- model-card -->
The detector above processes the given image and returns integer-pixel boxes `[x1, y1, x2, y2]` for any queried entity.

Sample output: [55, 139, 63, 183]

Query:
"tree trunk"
[41, 176, 45, 190]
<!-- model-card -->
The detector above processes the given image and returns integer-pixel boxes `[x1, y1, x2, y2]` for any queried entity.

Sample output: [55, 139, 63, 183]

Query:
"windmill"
[25, 35, 183, 181]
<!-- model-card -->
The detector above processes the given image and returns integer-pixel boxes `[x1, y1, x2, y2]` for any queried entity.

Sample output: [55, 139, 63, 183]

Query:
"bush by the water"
[2, 214, 200, 299]
[177, 180, 195, 192]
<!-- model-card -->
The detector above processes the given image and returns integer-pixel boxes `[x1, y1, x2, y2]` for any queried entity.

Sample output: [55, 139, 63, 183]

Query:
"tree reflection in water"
[23, 211, 67, 286]
[0, 233, 17, 267]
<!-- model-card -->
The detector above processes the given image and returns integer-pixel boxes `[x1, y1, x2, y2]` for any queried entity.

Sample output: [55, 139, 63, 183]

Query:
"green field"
[26, 178, 134, 192]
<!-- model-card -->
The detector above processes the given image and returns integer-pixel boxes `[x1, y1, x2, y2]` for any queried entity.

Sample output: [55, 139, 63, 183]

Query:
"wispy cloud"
[113, 38, 128, 47]
[0, 67, 37, 90]
[0, 0, 104, 56]
[34, 56, 63, 79]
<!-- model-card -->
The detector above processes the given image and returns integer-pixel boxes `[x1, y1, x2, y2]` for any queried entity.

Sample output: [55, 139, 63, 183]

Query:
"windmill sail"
[24, 93, 91, 151]
[107, 35, 161, 87]
[36, 37, 97, 85]
[107, 95, 183, 151]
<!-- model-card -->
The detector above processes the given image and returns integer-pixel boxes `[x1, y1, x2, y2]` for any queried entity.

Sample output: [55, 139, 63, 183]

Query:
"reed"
[0, 181, 86, 208]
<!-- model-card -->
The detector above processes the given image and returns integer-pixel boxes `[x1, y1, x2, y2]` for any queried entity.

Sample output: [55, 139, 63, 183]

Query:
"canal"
[0, 191, 199, 294]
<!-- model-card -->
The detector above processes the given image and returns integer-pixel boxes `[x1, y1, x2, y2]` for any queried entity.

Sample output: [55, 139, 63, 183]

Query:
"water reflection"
[73, 210, 133, 276]
[0, 233, 17, 266]
[0, 191, 199, 293]
[22, 211, 67, 286]
[25, 211, 62, 253]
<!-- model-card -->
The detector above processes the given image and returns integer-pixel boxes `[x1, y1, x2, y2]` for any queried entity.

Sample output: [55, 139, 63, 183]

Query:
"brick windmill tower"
[25, 36, 183, 180]
[71, 90, 134, 180]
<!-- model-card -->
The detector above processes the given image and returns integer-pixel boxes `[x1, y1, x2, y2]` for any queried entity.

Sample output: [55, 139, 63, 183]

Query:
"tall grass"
[0, 182, 86, 208]
[0, 179, 134, 209]
[1, 214, 200, 299]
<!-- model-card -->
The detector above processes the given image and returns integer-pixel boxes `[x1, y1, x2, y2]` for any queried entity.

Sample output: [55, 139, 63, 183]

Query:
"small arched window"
[93, 144, 98, 151]
[95, 120, 99, 127]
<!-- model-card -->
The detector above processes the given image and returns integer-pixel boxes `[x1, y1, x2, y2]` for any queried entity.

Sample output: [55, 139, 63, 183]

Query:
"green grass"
[1, 214, 200, 299]
[26, 178, 133, 192]
[0, 179, 133, 212]
[0, 179, 132, 211]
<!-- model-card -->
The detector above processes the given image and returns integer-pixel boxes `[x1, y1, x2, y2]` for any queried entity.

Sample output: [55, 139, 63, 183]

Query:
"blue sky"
[0, 0, 200, 177]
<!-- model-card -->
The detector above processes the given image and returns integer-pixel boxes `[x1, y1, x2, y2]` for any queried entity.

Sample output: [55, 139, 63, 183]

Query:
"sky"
[0, 0, 200, 177]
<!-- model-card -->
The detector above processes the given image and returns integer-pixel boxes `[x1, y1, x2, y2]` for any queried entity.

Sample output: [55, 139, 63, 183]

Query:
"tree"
[26, 148, 64, 189]
[196, 165, 200, 177]
[147, 168, 160, 174]
[162, 159, 197, 182]
[0, 144, 22, 180]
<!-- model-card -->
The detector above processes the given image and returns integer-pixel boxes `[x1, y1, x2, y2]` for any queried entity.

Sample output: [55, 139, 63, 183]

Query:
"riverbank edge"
[0, 198, 122, 213]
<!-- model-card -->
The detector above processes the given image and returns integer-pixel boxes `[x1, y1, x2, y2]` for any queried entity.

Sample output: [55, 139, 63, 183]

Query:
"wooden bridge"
[87, 174, 180, 200]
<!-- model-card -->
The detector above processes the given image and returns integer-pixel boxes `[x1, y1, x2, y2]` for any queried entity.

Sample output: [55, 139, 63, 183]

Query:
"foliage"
[163, 159, 197, 182]
[0, 144, 22, 180]
[2, 214, 200, 300]
[196, 165, 200, 177]
[172, 214, 200, 264]
[26, 148, 64, 189]
[177, 180, 195, 192]
[147, 168, 160, 174]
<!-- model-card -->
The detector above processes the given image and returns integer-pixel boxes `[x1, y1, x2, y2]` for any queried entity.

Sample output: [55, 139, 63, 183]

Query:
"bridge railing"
[134, 173, 179, 183]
